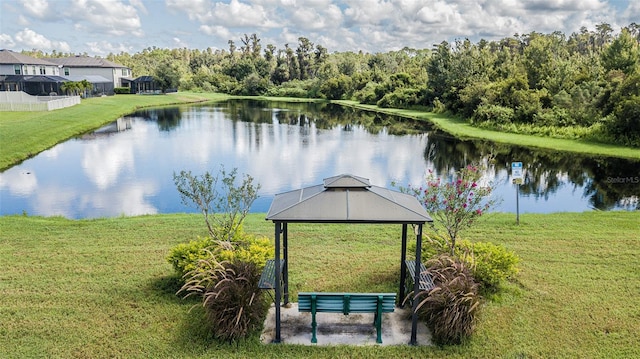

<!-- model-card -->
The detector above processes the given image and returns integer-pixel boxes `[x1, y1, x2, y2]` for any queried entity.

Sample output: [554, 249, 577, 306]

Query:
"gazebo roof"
[265, 174, 432, 223]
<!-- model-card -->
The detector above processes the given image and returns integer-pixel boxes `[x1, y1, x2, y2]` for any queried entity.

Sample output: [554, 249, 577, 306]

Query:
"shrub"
[216, 236, 272, 269]
[408, 233, 450, 261]
[472, 103, 515, 125]
[180, 258, 268, 343]
[265, 86, 309, 98]
[458, 240, 519, 291]
[354, 81, 379, 104]
[432, 97, 446, 113]
[114, 87, 130, 94]
[167, 233, 272, 280]
[415, 255, 481, 345]
[167, 236, 211, 278]
[173, 166, 260, 242]
[410, 236, 520, 292]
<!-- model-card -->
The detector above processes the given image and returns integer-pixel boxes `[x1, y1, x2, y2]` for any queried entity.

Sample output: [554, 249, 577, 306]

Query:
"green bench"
[404, 260, 435, 306]
[298, 292, 396, 344]
[258, 259, 284, 290]
[405, 260, 435, 292]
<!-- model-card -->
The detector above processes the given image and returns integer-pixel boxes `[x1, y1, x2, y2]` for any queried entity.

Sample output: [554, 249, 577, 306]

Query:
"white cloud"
[173, 37, 189, 48]
[524, 0, 606, 11]
[19, 0, 52, 19]
[14, 28, 71, 52]
[622, 1, 640, 23]
[0, 0, 634, 55]
[130, 0, 147, 14]
[0, 34, 16, 48]
[343, 0, 395, 27]
[168, 0, 279, 28]
[199, 25, 232, 40]
[70, 0, 144, 37]
[166, 0, 210, 19]
[17, 15, 30, 26]
[0, 169, 38, 196]
[86, 41, 134, 55]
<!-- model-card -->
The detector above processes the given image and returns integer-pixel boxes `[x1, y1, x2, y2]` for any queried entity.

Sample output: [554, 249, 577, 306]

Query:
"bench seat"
[405, 259, 435, 292]
[258, 259, 284, 290]
[298, 292, 396, 344]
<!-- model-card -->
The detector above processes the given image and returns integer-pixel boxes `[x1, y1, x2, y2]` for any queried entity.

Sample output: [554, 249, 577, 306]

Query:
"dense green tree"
[154, 60, 181, 92]
[86, 23, 639, 147]
[601, 29, 640, 75]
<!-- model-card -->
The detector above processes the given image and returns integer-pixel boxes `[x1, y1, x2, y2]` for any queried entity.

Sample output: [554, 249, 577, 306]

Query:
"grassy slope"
[1, 212, 638, 358]
[334, 101, 640, 160]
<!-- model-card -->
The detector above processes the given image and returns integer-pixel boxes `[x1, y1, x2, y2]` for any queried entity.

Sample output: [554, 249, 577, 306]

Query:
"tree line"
[23, 23, 640, 146]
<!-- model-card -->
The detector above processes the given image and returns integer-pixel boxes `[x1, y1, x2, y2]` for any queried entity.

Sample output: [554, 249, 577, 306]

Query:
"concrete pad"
[260, 303, 432, 346]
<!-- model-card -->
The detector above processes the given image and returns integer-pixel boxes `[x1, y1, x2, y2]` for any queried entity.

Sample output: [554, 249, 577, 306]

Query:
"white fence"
[0, 91, 81, 111]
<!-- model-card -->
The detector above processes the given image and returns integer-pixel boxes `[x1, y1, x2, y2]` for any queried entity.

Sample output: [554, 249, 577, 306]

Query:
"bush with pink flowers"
[400, 164, 499, 254]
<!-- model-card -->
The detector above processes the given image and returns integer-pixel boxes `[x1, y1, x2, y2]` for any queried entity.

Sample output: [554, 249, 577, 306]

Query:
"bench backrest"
[298, 292, 396, 314]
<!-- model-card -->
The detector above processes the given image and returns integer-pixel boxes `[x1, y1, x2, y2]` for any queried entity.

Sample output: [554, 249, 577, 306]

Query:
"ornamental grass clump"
[415, 254, 481, 345]
[179, 256, 268, 343]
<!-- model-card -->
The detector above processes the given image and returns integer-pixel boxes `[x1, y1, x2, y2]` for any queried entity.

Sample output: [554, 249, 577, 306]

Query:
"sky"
[0, 0, 638, 56]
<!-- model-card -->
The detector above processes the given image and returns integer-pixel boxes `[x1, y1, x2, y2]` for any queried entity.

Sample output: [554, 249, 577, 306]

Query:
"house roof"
[46, 56, 128, 69]
[64, 75, 112, 83]
[1, 75, 68, 83]
[265, 174, 432, 223]
[132, 76, 155, 82]
[0, 49, 57, 66]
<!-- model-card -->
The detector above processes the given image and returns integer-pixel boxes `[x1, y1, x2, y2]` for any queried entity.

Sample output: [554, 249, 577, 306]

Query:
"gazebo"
[265, 174, 433, 345]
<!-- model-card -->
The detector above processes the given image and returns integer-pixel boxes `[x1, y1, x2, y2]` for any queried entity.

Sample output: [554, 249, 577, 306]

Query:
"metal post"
[274, 222, 282, 343]
[410, 224, 423, 345]
[516, 183, 520, 225]
[283, 222, 289, 305]
[399, 224, 408, 307]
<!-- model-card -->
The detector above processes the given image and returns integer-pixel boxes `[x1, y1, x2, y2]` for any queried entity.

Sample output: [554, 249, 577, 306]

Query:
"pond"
[1, 99, 638, 218]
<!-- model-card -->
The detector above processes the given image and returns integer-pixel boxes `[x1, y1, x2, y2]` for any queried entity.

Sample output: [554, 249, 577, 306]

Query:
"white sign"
[511, 162, 523, 180]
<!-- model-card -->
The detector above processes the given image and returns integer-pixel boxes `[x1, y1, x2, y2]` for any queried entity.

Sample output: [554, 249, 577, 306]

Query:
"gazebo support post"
[410, 223, 423, 345]
[399, 224, 408, 306]
[273, 221, 282, 343]
[283, 223, 289, 305]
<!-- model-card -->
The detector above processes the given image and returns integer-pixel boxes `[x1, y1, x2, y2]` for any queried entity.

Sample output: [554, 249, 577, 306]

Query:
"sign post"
[511, 162, 523, 224]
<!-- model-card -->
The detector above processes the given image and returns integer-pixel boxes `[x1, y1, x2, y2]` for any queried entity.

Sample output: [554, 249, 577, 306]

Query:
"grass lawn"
[334, 100, 640, 160]
[1, 212, 638, 358]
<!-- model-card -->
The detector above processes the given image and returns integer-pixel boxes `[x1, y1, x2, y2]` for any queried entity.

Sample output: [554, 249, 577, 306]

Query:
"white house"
[46, 56, 132, 88]
[0, 49, 61, 76]
[0, 50, 133, 96]
[0, 49, 67, 95]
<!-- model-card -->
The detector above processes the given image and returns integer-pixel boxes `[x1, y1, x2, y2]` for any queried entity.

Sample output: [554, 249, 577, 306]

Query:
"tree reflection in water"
[4, 99, 635, 218]
[218, 99, 639, 211]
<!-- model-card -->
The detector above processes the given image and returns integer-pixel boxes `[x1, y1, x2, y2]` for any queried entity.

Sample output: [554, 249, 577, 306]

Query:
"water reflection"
[0, 100, 638, 218]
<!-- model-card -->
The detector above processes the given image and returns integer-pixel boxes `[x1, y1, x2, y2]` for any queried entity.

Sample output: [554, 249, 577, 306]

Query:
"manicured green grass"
[1, 212, 638, 358]
[0, 93, 229, 170]
[334, 101, 640, 160]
